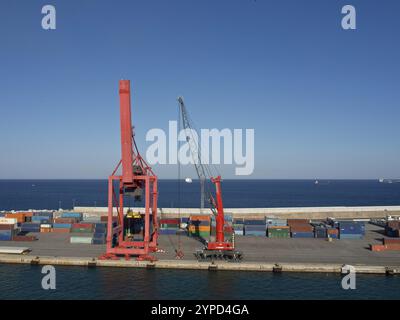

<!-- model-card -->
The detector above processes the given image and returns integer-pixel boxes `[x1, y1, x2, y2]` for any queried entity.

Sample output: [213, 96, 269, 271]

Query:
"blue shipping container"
[339, 233, 364, 239]
[61, 212, 83, 219]
[291, 232, 314, 238]
[53, 223, 72, 229]
[244, 219, 266, 226]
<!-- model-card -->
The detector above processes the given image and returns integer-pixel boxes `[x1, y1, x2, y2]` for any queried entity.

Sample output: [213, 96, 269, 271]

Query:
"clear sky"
[0, 0, 399, 179]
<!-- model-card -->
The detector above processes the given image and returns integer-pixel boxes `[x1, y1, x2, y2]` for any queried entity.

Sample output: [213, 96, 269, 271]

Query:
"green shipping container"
[160, 223, 180, 229]
[70, 236, 93, 244]
[71, 228, 93, 233]
[267, 228, 290, 238]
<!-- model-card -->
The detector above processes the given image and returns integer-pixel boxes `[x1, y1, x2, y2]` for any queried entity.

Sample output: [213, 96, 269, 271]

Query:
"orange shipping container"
[370, 244, 386, 252]
[189, 225, 210, 232]
[268, 226, 290, 230]
[5, 213, 26, 223]
[40, 227, 52, 233]
[52, 228, 70, 233]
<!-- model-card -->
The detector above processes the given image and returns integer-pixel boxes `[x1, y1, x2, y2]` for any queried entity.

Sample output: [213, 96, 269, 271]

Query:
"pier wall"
[74, 206, 400, 219]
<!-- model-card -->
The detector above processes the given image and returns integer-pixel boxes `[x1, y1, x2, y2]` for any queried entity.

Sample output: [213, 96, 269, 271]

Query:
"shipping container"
[339, 233, 364, 239]
[0, 230, 13, 241]
[12, 235, 37, 241]
[52, 228, 70, 233]
[267, 226, 290, 238]
[53, 223, 72, 229]
[266, 219, 287, 227]
[0, 218, 18, 225]
[70, 236, 93, 244]
[291, 231, 314, 238]
[61, 212, 83, 219]
[244, 219, 266, 226]
[53, 218, 79, 224]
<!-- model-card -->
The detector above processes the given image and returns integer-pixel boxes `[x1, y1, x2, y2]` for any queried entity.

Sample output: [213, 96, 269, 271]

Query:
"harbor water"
[0, 264, 399, 300]
[0, 180, 400, 299]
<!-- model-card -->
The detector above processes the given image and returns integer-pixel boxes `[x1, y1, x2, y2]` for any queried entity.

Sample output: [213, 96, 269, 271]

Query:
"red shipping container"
[159, 219, 180, 224]
[290, 226, 313, 232]
[287, 219, 310, 225]
[54, 218, 78, 224]
[0, 224, 15, 230]
[384, 238, 400, 245]
[12, 235, 38, 241]
[385, 244, 400, 251]
[72, 223, 93, 229]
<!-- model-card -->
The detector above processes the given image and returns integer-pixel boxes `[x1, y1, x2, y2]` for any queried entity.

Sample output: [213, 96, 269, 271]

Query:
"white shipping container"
[0, 218, 17, 225]
[40, 224, 52, 228]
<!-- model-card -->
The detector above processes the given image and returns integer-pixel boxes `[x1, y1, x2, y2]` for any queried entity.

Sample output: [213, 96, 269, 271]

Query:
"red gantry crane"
[100, 80, 159, 261]
[177, 97, 243, 261]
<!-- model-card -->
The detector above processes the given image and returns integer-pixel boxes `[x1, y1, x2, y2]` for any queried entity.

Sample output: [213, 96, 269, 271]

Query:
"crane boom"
[177, 97, 207, 213]
[177, 96, 243, 261]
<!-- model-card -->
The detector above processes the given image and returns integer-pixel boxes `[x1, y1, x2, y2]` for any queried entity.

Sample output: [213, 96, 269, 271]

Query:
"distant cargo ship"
[379, 178, 400, 184]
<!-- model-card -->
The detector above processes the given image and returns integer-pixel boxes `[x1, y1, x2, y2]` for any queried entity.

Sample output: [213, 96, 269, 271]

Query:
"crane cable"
[175, 101, 184, 259]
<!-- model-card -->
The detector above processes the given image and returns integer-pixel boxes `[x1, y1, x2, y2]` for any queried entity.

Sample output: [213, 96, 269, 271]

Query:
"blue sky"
[0, 0, 399, 179]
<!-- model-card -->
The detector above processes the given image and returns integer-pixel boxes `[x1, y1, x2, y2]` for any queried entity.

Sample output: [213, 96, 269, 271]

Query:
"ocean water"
[0, 179, 400, 211]
[0, 179, 400, 300]
[0, 264, 399, 300]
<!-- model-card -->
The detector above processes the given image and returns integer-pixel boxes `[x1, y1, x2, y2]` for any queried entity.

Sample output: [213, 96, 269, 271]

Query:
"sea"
[0, 179, 399, 300]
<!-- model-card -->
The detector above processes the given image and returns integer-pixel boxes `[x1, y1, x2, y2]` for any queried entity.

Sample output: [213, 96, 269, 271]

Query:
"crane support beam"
[119, 80, 134, 184]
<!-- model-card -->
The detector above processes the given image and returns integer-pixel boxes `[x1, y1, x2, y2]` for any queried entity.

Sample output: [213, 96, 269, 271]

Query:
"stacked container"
[53, 212, 82, 233]
[338, 221, 365, 239]
[188, 215, 211, 239]
[40, 224, 52, 233]
[326, 227, 339, 239]
[266, 218, 289, 238]
[70, 223, 94, 244]
[52, 223, 72, 233]
[0, 220, 17, 241]
[5, 212, 28, 224]
[385, 221, 400, 237]
[92, 223, 107, 244]
[288, 219, 314, 238]
[244, 219, 266, 236]
[266, 218, 287, 227]
[210, 215, 234, 240]
[267, 226, 290, 238]
[314, 225, 327, 238]
[233, 218, 244, 235]
[159, 218, 180, 235]
[21, 222, 41, 233]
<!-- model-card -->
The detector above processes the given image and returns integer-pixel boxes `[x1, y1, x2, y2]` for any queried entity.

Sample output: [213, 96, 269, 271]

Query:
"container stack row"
[385, 221, 400, 238]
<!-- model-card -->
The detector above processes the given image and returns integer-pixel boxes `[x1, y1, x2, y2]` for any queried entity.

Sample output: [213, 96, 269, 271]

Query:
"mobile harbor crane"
[177, 97, 243, 261]
[100, 80, 159, 261]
